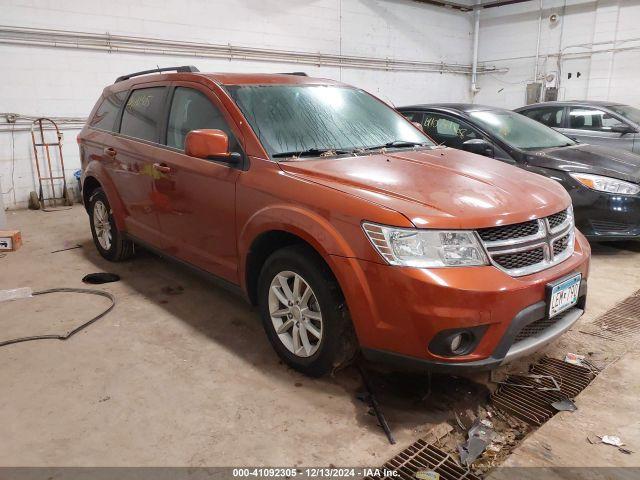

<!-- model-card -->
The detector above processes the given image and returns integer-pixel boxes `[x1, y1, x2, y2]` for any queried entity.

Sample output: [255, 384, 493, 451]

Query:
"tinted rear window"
[120, 87, 166, 142]
[89, 91, 127, 131]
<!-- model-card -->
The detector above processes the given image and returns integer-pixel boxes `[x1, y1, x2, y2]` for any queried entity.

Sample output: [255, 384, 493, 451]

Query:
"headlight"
[362, 222, 489, 267]
[570, 173, 640, 195]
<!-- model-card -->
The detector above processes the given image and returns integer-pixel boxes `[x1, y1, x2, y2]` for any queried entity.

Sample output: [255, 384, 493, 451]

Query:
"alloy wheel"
[268, 270, 323, 358]
[93, 200, 112, 251]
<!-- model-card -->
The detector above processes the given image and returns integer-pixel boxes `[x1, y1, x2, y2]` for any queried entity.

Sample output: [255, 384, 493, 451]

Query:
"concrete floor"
[1, 206, 639, 468]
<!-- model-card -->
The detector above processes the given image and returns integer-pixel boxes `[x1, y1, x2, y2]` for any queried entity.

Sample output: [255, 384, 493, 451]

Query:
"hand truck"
[29, 118, 73, 211]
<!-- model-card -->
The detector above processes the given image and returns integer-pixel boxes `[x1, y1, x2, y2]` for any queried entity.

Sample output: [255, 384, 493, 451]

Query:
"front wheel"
[258, 245, 356, 377]
[88, 188, 135, 262]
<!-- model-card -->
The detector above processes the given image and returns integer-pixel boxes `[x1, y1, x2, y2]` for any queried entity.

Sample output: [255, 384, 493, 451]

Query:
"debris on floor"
[564, 352, 586, 366]
[51, 243, 82, 253]
[356, 364, 396, 445]
[82, 272, 121, 284]
[588, 434, 634, 455]
[601, 435, 624, 447]
[458, 418, 495, 466]
[423, 422, 454, 444]
[551, 399, 577, 412]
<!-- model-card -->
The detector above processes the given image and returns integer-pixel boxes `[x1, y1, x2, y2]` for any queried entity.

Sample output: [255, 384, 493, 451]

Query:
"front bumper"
[571, 187, 640, 240]
[362, 301, 585, 373]
[329, 231, 591, 372]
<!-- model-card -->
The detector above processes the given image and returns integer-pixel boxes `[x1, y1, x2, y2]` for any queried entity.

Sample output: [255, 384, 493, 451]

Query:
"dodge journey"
[78, 66, 590, 376]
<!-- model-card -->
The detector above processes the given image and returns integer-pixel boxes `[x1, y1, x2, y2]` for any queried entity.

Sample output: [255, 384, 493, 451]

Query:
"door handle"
[104, 147, 117, 157]
[153, 163, 172, 174]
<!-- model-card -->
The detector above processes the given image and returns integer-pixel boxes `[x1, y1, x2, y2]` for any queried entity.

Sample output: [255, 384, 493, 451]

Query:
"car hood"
[525, 143, 640, 183]
[278, 147, 571, 229]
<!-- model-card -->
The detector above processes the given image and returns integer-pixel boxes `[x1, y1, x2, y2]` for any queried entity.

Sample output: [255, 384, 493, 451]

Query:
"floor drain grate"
[491, 357, 596, 426]
[580, 289, 640, 342]
[364, 439, 481, 480]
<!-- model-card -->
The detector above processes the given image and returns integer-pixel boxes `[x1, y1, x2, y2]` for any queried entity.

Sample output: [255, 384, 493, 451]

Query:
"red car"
[78, 66, 590, 376]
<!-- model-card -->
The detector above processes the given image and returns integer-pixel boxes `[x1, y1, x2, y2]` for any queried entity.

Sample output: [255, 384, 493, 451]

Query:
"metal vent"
[580, 289, 640, 341]
[477, 220, 539, 242]
[493, 247, 544, 270]
[364, 439, 481, 480]
[590, 220, 631, 233]
[513, 310, 568, 343]
[491, 357, 595, 426]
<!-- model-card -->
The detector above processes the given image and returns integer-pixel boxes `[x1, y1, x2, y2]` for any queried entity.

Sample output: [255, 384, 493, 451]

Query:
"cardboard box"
[0, 230, 22, 252]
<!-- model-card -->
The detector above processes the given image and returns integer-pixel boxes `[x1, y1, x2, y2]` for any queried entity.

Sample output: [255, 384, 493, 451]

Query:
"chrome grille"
[478, 207, 575, 277]
[494, 247, 544, 270]
[553, 233, 570, 256]
[478, 220, 539, 242]
[548, 210, 567, 230]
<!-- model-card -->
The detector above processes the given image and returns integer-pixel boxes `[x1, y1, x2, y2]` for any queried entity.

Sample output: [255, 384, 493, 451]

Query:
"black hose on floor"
[0, 287, 115, 347]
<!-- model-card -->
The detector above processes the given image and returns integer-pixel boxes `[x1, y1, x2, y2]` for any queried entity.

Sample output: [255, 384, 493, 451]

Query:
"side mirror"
[610, 123, 637, 135]
[184, 129, 241, 164]
[412, 121, 424, 132]
[462, 139, 494, 158]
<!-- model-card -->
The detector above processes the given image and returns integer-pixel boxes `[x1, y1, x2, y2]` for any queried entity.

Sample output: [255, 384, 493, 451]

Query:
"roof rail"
[115, 65, 200, 83]
[277, 72, 308, 76]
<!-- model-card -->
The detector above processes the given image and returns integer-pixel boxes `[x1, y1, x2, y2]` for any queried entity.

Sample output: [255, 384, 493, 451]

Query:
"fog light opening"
[449, 331, 473, 355]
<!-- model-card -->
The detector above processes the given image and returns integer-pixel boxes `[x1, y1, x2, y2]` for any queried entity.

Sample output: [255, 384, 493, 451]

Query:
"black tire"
[88, 188, 135, 262]
[258, 244, 357, 377]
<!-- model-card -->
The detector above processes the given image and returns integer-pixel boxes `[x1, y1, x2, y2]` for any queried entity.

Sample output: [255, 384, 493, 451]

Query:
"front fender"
[238, 203, 358, 287]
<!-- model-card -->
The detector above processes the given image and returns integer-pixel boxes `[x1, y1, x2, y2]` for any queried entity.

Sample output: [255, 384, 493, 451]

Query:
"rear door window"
[569, 107, 620, 131]
[120, 87, 166, 143]
[166, 87, 237, 152]
[89, 91, 127, 132]
[521, 107, 564, 128]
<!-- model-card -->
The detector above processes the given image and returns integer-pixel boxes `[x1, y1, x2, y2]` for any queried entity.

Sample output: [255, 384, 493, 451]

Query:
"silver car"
[515, 101, 640, 154]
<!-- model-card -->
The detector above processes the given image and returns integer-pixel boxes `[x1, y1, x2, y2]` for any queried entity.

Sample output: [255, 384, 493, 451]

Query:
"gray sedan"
[515, 101, 640, 154]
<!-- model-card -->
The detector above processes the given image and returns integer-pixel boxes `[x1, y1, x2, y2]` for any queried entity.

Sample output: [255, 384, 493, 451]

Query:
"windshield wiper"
[362, 140, 428, 151]
[272, 148, 352, 159]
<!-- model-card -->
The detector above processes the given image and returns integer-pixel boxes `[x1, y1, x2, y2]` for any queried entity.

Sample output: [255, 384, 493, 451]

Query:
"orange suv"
[78, 66, 590, 376]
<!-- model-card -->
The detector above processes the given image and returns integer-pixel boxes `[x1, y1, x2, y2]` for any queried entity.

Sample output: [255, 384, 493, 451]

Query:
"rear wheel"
[258, 245, 356, 377]
[88, 188, 135, 261]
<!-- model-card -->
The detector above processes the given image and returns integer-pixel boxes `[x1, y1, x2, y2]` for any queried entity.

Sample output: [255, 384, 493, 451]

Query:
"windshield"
[608, 105, 640, 125]
[226, 85, 433, 158]
[470, 110, 576, 150]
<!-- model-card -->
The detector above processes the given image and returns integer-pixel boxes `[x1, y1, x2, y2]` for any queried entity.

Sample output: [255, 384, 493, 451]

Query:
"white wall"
[0, 0, 475, 209]
[475, 0, 640, 109]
